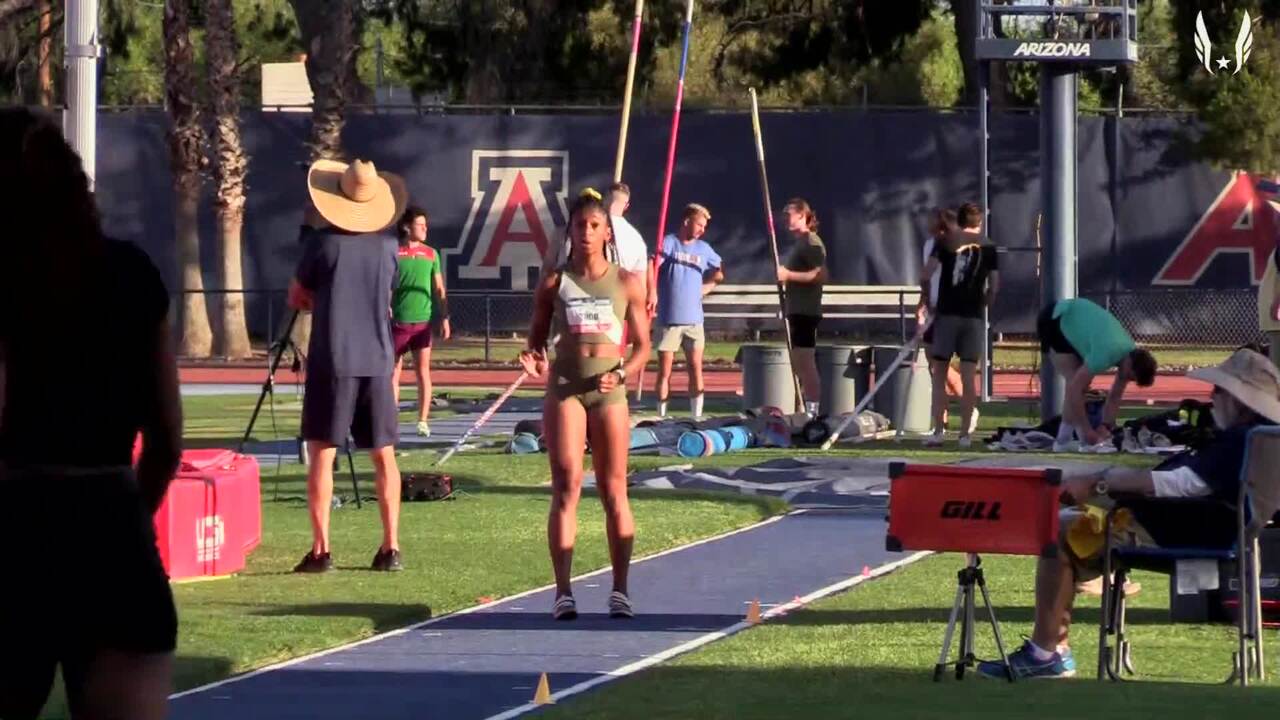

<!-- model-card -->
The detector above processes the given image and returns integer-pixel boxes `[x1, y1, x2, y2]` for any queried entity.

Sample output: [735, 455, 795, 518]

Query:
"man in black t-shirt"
[919, 203, 999, 448]
[290, 158, 408, 574]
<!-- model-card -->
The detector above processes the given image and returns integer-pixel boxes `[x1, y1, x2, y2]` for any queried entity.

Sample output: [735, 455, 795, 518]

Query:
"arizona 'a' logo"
[447, 151, 569, 290]
[1153, 172, 1278, 286]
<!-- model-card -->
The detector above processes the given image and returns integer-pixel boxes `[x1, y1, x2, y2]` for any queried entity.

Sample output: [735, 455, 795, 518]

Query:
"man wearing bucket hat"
[288, 158, 408, 573]
[976, 348, 1280, 680]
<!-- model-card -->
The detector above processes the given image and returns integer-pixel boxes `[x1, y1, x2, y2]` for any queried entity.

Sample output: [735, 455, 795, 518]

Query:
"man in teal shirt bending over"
[1037, 298, 1157, 451]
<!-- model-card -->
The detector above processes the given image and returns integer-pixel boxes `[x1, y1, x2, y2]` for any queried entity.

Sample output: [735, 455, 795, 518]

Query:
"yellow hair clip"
[579, 187, 602, 200]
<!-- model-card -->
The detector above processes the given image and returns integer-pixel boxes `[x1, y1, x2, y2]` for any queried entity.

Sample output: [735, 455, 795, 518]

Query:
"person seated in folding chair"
[977, 348, 1280, 680]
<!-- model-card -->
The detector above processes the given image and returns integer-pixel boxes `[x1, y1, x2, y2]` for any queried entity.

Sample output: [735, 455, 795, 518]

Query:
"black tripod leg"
[347, 444, 360, 509]
[240, 310, 300, 453]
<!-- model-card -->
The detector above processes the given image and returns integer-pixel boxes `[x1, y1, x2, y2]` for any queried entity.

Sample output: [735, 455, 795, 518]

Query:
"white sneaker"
[957, 435, 973, 449]
[1052, 440, 1080, 453]
[999, 433, 1030, 452]
[416, 421, 431, 437]
[967, 408, 981, 435]
[923, 431, 946, 447]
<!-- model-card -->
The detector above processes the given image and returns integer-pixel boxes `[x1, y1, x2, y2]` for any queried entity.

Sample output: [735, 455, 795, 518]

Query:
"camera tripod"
[240, 309, 361, 508]
[935, 553, 1013, 682]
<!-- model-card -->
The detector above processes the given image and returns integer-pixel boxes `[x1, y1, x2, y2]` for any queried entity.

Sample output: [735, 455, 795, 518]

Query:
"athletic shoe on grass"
[293, 551, 332, 574]
[416, 421, 431, 437]
[923, 431, 946, 447]
[608, 590, 634, 619]
[977, 640, 1076, 680]
[371, 548, 403, 572]
[1080, 440, 1118, 454]
[552, 594, 578, 621]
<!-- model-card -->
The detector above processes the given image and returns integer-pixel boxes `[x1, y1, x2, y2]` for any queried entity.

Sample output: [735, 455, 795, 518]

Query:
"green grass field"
[41, 390, 1246, 717]
[546, 553, 1280, 719]
[36, 393, 786, 719]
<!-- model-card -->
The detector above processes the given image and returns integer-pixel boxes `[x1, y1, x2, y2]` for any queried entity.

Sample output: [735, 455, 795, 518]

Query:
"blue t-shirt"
[296, 227, 400, 377]
[656, 234, 722, 326]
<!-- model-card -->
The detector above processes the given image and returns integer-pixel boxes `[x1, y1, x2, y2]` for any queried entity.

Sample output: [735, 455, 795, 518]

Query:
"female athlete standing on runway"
[519, 191, 651, 620]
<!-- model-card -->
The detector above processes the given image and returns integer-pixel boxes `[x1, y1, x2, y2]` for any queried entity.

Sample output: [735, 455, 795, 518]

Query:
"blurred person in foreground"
[0, 107, 182, 719]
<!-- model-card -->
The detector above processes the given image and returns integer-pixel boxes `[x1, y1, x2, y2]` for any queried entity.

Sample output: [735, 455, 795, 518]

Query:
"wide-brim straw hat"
[1187, 348, 1280, 424]
[308, 158, 407, 233]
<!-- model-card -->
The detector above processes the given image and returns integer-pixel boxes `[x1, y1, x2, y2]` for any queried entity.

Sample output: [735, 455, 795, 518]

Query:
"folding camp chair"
[1098, 425, 1280, 685]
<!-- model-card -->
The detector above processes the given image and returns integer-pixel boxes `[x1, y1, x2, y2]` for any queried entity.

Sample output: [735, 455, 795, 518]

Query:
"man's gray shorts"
[929, 315, 986, 364]
[302, 373, 399, 450]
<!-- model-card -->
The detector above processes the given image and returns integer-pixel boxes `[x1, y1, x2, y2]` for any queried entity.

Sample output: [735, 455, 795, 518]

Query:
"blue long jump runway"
[169, 509, 923, 720]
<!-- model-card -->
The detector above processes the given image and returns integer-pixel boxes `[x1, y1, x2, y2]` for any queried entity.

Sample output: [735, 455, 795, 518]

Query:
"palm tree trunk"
[163, 0, 212, 357]
[290, 0, 356, 161]
[205, 0, 252, 359]
[287, 0, 360, 351]
[37, 0, 52, 106]
[176, 174, 212, 356]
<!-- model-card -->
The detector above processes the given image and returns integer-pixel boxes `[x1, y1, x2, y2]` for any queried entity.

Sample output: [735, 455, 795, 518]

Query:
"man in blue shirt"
[289, 158, 407, 574]
[977, 348, 1280, 680]
[654, 204, 724, 419]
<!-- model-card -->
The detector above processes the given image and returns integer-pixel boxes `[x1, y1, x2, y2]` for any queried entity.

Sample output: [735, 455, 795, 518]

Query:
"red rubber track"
[180, 366, 1210, 403]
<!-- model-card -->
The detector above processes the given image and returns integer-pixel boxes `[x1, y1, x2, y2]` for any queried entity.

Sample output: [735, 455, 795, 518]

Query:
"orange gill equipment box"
[886, 462, 1061, 558]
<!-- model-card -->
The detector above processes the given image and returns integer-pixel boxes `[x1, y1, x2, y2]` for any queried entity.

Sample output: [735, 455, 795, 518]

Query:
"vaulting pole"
[613, 0, 645, 182]
[637, 0, 695, 402]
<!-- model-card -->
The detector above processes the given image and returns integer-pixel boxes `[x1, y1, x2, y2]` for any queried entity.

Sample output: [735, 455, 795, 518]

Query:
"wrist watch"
[612, 367, 627, 382]
[1093, 468, 1111, 496]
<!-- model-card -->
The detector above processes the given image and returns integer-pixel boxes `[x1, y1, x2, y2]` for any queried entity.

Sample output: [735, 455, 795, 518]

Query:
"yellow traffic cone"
[533, 672, 554, 705]
[746, 598, 762, 624]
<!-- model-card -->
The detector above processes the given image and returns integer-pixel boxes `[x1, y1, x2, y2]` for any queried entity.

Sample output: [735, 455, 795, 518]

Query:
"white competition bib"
[559, 274, 624, 345]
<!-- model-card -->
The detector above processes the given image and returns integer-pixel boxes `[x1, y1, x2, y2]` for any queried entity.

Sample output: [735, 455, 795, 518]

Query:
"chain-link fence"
[173, 287, 1266, 360]
[988, 289, 1264, 349]
[1090, 290, 1264, 348]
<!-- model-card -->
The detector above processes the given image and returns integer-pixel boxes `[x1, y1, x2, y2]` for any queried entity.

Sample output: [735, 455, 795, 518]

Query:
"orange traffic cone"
[533, 673, 554, 705]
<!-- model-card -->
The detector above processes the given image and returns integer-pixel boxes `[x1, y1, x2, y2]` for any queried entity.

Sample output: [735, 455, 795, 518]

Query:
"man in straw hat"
[288, 158, 408, 573]
[977, 348, 1280, 680]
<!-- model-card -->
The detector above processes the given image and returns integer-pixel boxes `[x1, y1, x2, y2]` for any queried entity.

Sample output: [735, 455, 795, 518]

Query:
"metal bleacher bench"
[703, 284, 922, 341]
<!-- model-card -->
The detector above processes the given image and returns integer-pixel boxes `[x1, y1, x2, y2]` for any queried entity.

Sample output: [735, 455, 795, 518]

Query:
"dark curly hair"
[398, 204, 429, 246]
[0, 107, 104, 334]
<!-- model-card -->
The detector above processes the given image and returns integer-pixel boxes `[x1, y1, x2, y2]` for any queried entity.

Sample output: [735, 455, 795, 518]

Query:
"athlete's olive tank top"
[553, 263, 629, 348]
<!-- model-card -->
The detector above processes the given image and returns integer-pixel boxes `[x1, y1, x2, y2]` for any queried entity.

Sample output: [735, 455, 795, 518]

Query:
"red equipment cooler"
[152, 449, 262, 580]
[886, 462, 1062, 558]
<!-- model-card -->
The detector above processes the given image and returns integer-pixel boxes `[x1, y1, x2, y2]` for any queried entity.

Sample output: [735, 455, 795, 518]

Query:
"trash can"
[816, 344, 870, 417]
[739, 344, 796, 413]
[871, 346, 933, 434]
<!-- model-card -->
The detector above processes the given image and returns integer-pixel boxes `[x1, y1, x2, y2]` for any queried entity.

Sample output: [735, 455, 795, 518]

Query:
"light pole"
[63, 0, 100, 191]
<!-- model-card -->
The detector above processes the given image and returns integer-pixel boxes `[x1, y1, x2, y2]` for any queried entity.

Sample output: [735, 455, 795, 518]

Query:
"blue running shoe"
[977, 640, 1076, 680]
